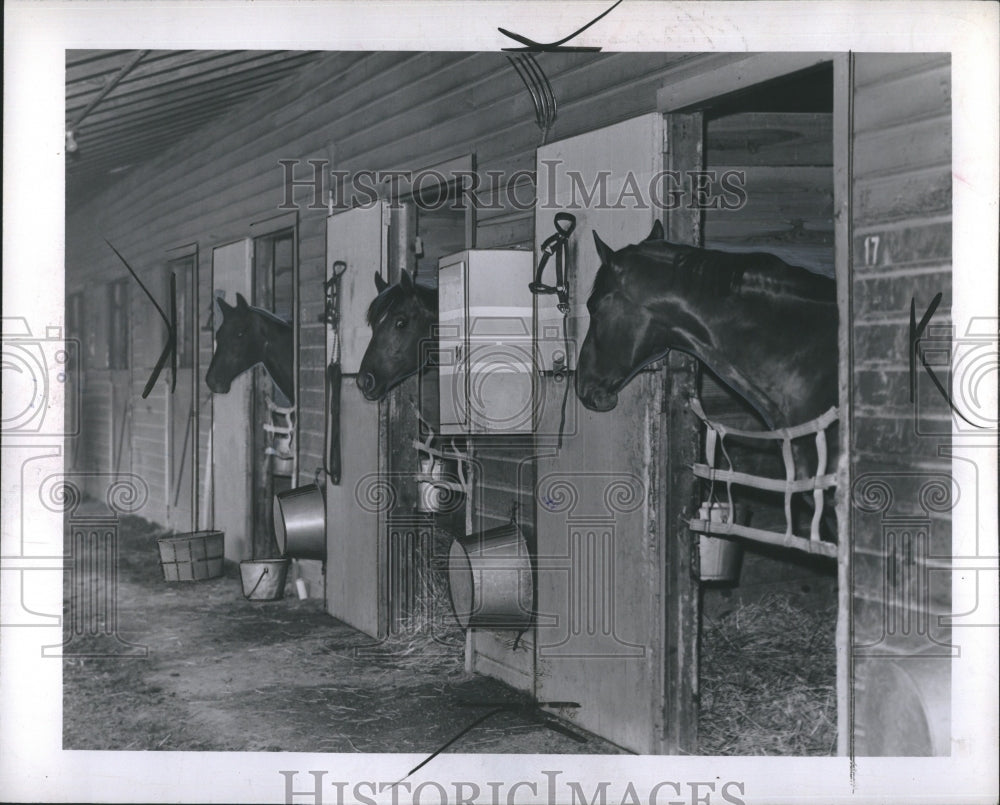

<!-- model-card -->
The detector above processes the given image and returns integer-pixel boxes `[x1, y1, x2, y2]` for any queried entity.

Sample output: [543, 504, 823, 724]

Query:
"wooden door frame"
[658, 52, 852, 755]
[249, 212, 299, 559]
[210, 237, 254, 560]
[659, 111, 705, 754]
[165, 242, 199, 532]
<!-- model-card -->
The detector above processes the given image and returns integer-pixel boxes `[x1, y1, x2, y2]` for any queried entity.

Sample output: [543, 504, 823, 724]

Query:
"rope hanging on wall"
[505, 53, 558, 144]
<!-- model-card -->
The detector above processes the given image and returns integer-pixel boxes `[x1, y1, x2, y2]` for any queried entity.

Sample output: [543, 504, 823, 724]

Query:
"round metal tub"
[856, 655, 951, 755]
[448, 523, 533, 630]
[273, 483, 325, 561]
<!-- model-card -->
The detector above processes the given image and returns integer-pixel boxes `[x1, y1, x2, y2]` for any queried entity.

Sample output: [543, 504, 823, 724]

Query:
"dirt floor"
[62, 511, 623, 755]
[63, 509, 836, 756]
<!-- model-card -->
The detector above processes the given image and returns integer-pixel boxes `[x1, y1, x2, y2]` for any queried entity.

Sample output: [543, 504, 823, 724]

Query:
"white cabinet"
[437, 250, 534, 434]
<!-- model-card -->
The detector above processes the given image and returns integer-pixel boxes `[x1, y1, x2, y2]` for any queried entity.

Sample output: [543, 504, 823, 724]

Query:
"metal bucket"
[856, 654, 951, 755]
[696, 502, 746, 583]
[448, 522, 533, 630]
[273, 483, 325, 561]
[240, 558, 290, 601]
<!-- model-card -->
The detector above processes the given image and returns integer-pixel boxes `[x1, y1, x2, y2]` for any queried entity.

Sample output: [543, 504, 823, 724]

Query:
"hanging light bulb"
[65, 129, 79, 154]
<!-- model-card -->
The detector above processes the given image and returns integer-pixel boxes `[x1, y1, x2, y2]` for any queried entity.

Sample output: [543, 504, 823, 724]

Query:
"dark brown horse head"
[575, 219, 837, 430]
[575, 220, 669, 412]
[206, 292, 294, 401]
[357, 269, 438, 401]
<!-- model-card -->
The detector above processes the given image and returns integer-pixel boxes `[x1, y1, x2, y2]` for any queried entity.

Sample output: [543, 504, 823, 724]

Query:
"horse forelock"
[366, 282, 437, 327]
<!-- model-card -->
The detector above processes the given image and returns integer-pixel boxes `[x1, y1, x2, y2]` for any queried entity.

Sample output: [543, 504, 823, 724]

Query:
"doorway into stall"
[250, 222, 297, 559]
[166, 246, 199, 533]
[661, 57, 845, 755]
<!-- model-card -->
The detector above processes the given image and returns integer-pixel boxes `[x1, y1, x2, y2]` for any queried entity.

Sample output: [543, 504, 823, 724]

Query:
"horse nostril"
[358, 372, 375, 394]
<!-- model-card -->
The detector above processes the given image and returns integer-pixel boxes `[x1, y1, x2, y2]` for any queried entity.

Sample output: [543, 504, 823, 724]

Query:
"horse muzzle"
[205, 373, 231, 394]
[576, 384, 619, 412]
[357, 371, 381, 401]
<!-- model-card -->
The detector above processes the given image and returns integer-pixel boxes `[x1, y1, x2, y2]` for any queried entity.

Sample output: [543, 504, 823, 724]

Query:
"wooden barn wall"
[701, 111, 834, 432]
[704, 111, 834, 273]
[849, 54, 952, 682]
[65, 51, 694, 538]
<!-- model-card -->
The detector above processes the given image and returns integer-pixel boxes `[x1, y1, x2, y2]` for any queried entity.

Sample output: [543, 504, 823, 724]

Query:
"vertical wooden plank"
[665, 113, 704, 246]
[211, 238, 253, 561]
[660, 111, 703, 753]
[325, 204, 389, 638]
[832, 52, 854, 758]
[662, 352, 701, 754]
[389, 202, 420, 517]
[387, 201, 420, 634]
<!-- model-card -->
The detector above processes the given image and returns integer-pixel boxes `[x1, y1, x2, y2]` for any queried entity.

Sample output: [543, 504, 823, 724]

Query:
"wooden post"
[660, 111, 704, 753]
[662, 351, 701, 753]
[388, 202, 420, 515]
[832, 51, 853, 758]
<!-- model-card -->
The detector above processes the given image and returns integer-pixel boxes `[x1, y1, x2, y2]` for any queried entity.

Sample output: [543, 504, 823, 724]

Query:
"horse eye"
[394, 317, 408, 329]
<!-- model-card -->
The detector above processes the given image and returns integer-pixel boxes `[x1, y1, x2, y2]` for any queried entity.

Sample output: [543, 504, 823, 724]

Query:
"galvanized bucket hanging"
[273, 480, 326, 561]
[448, 522, 533, 630]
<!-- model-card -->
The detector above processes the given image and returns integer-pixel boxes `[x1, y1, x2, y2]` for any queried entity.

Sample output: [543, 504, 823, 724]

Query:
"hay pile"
[699, 592, 837, 755]
[357, 528, 466, 675]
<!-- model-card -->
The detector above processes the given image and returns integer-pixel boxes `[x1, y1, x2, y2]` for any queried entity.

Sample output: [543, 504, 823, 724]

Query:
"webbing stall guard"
[687, 396, 839, 559]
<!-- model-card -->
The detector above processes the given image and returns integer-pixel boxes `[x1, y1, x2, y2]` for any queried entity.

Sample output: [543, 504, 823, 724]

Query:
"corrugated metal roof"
[66, 49, 325, 205]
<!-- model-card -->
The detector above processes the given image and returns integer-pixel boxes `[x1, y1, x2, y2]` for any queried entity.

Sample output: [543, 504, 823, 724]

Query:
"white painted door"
[532, 114, 667, 753]
[325, 203, 388, 637]
[534, 113, 664, 371]
[211, 239, 253, 561]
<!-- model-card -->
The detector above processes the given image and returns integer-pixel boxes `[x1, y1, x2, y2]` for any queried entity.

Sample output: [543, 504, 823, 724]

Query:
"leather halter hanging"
[529, 212, 578, 449]
[529, 212, 576, 313]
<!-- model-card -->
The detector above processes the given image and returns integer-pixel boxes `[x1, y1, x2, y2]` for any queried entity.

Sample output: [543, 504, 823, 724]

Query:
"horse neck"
[259, 317, 295, 402]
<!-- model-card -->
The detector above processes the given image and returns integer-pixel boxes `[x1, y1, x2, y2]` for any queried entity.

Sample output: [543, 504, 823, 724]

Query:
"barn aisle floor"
[62, 513, 624, 755]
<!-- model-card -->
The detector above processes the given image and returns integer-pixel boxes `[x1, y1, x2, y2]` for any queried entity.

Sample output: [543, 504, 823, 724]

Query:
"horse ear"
[235, 292, 250, 310]
[374, 272, 389, 293]
[644, 220, 664, 242]
[593, 231, 615, 266]
[398, 269, 413, 292]
[217, 295, 234, 314]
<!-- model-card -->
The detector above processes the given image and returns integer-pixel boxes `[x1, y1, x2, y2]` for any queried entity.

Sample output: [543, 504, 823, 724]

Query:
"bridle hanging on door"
[320, 260, 347, 485]
[529, 212, 577, 447]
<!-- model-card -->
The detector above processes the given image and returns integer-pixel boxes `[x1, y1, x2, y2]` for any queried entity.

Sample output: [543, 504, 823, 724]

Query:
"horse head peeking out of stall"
[205, 292, 295, 403]
[575, 219, 838, 431]
[575, 220, 840, 540]
[357, 269, 438, 401]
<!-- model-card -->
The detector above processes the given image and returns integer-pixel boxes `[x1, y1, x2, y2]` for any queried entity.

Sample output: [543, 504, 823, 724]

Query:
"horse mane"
[366, 281, 438, 326]
[248, 303, 292, 328]
[615, 241, 834, 304]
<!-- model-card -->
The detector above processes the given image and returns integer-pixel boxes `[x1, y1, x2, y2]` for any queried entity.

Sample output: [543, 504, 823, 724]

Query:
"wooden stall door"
[532, 114, 669, 753]
[325, 203, 388, 638]
[251, 230, 296, 558]
[211, 239, 253, 561]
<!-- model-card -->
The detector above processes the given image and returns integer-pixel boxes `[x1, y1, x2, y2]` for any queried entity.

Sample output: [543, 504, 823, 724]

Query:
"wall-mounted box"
[438, 250, 534, 435]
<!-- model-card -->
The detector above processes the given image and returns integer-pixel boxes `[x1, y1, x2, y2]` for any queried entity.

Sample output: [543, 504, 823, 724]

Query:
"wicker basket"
[157, 530, 224, 582]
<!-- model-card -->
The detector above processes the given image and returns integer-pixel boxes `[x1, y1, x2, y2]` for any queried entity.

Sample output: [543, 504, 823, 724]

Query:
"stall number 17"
[863, 235, 881, 267]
